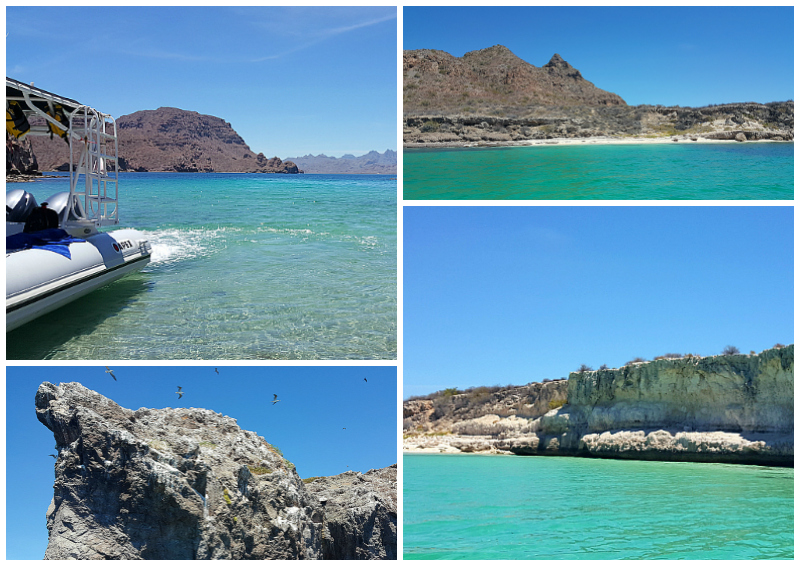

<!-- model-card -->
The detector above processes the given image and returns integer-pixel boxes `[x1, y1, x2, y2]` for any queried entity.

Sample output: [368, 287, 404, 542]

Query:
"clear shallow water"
[404, 454, 794, 559]
[404, 143, 794, 199]
[8, 173, 396, 360]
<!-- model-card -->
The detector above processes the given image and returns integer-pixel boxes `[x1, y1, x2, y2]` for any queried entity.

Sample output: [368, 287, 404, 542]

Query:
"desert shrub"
[663, 353, 683, 359]
[421, 120, 440, 133]
[598, 364, 609, 370]
[577, 364, 593, 373]
[722, 346, 740, 355]
[773, 343, 786, 349]
[302, 477, 320, 484]
[441, 387, 460, 398]
[223, 489, 232, 505]
[548, 399, 565, 410]
[625, 357, 646, 366]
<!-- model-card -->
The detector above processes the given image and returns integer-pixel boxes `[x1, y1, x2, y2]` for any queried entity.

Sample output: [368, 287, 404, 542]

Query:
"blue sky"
[404, 6, 794, 107]
[7, 6, 397, 158]
[6, 365, 396, 559]
[404, 206, 793, 398]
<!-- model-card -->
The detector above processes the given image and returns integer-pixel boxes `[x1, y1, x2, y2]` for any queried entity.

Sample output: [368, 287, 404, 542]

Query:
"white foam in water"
[146, 227, 232, 266]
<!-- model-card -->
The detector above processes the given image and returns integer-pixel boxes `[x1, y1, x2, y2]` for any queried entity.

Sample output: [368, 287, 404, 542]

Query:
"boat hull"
[6, 229, 151, 332]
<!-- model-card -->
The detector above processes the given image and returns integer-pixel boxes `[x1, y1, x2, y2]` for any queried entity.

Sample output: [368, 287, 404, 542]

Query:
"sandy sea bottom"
[8, 173, 397, 360]
[403, 453, 794, 559]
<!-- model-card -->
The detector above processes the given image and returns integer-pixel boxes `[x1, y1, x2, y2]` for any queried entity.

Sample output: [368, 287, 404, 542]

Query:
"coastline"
[404, 134, 794, 150]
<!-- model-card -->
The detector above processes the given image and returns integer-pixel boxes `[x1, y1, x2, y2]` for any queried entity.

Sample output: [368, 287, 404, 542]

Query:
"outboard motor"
[44, 191, 87, 226]
[6, 189, 38, 222]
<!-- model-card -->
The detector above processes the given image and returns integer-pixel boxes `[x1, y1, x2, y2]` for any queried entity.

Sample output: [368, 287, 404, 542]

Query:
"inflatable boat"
[6, 77, 151, 332]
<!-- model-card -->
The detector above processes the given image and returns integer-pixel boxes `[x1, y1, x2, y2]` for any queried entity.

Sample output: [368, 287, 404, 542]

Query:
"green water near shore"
[7, 173, 397, 360]
[403, 142, 794, 200]
[404, 453, 794, 559]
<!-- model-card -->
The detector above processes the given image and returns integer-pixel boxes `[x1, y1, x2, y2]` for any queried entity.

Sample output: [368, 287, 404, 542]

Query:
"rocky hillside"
[404, 346, 793, 466]
[27, 108, 301, 173]
[36, 382, 396, 560]
[404, 101, 794, 146]
[404, 46, 625, 115]
[284, 150, 397, 175]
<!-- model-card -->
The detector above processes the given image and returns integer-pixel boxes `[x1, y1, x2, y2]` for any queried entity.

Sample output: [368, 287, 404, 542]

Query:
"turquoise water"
[404, 454, 794, 559]
[404, 143, 794, 200]
[7, 173, 396, 360]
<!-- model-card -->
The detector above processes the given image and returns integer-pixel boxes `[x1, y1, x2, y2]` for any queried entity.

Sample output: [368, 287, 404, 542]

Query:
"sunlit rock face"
[36, 382, 396, 559]
[403, 346, 793, 466]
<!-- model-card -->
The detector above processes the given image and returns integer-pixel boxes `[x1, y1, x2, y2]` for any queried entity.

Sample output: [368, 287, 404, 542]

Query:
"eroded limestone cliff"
[404, 346, 793, 465]
[36, 382, 396, 559]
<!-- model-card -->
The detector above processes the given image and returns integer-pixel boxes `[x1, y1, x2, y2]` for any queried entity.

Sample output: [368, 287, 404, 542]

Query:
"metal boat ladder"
[67, 106, 121, 231]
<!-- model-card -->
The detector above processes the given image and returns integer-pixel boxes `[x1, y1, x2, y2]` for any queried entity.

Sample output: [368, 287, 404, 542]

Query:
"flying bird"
[176, 386, 183, 399]
[272, 394, 280, 405]
[364, 378, 367, 382]
[105, 366, 116, 381]
[215, 368, 219, 375]
[48, 454, 57, 458]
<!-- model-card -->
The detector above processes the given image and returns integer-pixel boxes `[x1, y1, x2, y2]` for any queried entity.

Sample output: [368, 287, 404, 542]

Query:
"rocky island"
[404, 345, 793, 466]
[36, 382, 396, 560]
[403, 45, 794, 147]
[24, 107, 301, 174]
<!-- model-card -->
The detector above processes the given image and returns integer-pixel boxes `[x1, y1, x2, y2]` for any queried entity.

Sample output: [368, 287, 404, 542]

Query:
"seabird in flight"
[364, 378, 367, 382]
[176, 386, 184, 399]
[105, 366, 116, 381]
[215, 368, 219, 375]
[48, 454, 57, 458]
[272, 394, 280, 405]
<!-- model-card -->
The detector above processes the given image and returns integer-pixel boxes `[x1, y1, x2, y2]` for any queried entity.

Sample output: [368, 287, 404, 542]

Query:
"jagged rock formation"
[27, 108, 301, 173]
[404, 102, 794, 146]
[284, 150, 397, 175]
[403, 46, 625, 114]
[35, 382, 395, 559]
[305, 466, 397, 559]
[6, 133, 39, 176]
[404, 346, 793, 466]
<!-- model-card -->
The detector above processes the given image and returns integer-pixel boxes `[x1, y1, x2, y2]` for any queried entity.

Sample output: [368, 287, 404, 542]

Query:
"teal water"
[8, 173, 396, 360]
[404, 454, 794, 559]
[404, 143, 794, 199]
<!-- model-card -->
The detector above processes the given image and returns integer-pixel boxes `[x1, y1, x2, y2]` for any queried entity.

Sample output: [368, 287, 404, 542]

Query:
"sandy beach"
[404, 134, 793, 150]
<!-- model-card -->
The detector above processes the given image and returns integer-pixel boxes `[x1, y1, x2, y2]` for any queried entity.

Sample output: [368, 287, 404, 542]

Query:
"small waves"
[144, 227, 234, 267]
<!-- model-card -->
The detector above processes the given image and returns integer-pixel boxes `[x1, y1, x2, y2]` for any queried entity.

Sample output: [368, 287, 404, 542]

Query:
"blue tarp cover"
[6, 228, 86, 259]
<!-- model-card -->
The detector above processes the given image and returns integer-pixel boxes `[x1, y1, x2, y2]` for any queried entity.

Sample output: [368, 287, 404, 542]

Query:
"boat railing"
[6, 77, 121, 232]
[68, 106, 120, 230]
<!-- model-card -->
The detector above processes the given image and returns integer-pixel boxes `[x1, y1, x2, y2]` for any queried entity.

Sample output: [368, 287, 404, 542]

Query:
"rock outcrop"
[404, 346, 793, 466]
[6, 133, 39, 176]
[36, 382, 395, 559]
[27, 108, 302, 173]
[404, 102, 794, 146]
[305, 466, 397, 560]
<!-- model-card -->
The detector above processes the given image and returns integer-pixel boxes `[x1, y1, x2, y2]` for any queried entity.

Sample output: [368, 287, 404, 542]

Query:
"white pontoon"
[6, 77, 151, 332]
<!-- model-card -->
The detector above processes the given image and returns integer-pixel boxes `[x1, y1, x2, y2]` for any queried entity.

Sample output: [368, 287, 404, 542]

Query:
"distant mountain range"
[24, 107, 396, 174]
[284, 150, 397, 175]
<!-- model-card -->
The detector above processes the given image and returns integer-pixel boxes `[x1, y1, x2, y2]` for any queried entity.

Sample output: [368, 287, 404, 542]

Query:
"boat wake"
[144, 227, 231, 268]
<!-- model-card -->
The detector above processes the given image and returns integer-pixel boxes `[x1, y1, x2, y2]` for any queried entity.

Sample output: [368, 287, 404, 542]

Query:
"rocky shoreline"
[404, 346, 793, 466]
[403, 102, 794, 148]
